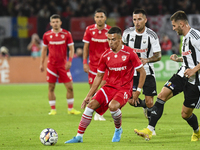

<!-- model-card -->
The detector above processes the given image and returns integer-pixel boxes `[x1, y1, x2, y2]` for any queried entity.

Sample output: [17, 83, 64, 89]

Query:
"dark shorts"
[164, 74, 186, 96]
[133, 75, 157, 96]
[183, 82, 200, 109]
[164, 74, 200, 109]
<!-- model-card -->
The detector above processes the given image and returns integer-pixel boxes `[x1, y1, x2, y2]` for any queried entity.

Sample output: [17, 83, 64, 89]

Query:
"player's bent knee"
[145, 101, 154, 108]
[108, 102, 120, 111]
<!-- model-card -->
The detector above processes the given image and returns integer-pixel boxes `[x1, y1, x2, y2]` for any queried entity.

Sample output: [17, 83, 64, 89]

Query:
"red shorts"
[88, 65, 108, 84]
[92, 85, 132, 115]
[46, 63, 72, 83]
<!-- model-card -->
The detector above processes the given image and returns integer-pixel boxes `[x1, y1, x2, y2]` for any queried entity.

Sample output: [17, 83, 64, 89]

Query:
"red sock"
[49, 100, 56, 110]
[77, 107, 94, 135]
[110, 109, 122, 129]
[67, 98, 74, 110]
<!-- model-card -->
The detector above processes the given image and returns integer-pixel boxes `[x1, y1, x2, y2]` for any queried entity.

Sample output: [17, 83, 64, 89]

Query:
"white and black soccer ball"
[39, 128, 58, 146]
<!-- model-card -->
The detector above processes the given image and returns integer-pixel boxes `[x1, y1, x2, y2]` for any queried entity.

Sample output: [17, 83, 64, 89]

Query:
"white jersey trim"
[82, 39, 90, 43]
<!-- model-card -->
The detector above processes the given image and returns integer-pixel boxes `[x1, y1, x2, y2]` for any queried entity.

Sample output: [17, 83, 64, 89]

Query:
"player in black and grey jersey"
[122, 9, 161, 135]
[134, 10, 200, 142]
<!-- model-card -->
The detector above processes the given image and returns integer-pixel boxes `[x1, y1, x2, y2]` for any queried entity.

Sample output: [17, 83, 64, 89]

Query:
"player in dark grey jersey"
[134, 10, 200, 142]
[122, 9, 161, 136]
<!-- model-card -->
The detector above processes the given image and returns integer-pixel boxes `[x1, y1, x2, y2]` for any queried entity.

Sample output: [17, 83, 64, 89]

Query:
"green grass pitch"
[0, 82, 199, 150]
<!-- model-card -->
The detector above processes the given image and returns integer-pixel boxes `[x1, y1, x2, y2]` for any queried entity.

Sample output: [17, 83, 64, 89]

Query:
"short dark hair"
[108, 26, 122, 35]
[170, 10, 188, 22]
[50, 14, 61, 21]
[95, 8, 107, 17]
[133, 9, 146, 16]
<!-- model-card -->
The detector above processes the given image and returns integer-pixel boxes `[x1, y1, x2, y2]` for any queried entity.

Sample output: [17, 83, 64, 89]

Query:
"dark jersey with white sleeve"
[122, 27, 161, 76]
[177, 28, 200, 85]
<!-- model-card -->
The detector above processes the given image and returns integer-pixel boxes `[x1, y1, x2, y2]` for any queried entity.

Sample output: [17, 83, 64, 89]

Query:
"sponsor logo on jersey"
[122, 55, 127, 61]
[91, 38, 107, 43]
[109, 66, 127, 71]
[93, 31, 95, 35]
[49, 40, 65, 45]
[182, 50, 192, 56]
[130, 38, 134, 41]
[107, 57, 110, 61]
[132, 48, 148, 53]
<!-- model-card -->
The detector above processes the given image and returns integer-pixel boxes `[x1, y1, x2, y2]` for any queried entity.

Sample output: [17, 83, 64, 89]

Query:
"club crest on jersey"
[61, 35, 65, 39]
[107, 57, 110, 61]
[93, 31, 95, 35]
[143, 40, 146, 44]
[122, 55, 127, 61]
[50, 35, 53, 38]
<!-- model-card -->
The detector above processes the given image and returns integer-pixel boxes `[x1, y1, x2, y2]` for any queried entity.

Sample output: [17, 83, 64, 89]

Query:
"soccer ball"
[39, 128, 58, 146]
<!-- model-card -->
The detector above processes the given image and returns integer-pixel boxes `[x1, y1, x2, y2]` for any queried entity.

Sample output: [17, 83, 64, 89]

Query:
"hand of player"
[81, 96, 91, 109]
[83, 64, 89, 73]
[184, 68, 194, 78]
[140, 58, 148, 65]
[65, 61, 72, 70]
[132, 91, 140, 106]
[40, 64, 44, 72]
[170, 54, 178, 61]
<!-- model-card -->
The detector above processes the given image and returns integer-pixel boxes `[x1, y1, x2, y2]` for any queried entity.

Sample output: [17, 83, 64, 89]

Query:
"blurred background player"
[82, 8, 111, 121]
[160, 34, 173, 55]
[0, 46, 10, 58]
[27, 33, 41, 58]
[134, 10, 200, 142]
[65, 26, 146, 143]
[40, 14, 81, 115]
[122, 9, 161, 135]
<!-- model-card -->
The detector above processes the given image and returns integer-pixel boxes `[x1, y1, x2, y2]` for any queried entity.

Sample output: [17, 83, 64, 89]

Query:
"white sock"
[194, 127, 199, 133]
[147, 125, 154, 132]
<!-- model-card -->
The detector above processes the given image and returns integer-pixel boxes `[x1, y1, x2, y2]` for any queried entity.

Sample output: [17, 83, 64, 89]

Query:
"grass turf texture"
[0, 82, 199, 150]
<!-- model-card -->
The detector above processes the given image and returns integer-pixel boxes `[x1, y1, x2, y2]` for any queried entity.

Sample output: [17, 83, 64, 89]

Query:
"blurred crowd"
[0, 0, 200, 18]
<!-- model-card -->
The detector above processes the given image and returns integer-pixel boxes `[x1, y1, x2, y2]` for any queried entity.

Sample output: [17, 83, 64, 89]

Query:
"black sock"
[147, 107, 153, 123]
[149, 98, 165, 128]
[133, 98, 146, 107]
[184, 113, 199, 131]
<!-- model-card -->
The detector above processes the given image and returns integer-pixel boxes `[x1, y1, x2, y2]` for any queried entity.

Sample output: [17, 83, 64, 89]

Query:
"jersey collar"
[51, 28, 63, 33]
[95, 24, 107, 30]
[134, 26, 147, 35]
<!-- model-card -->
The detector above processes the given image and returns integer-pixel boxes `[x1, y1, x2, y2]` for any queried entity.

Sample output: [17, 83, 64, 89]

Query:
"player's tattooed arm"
[170, 54, 183, 62]
[140, 51, 161, 65]
[148, 51, 161, 63]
